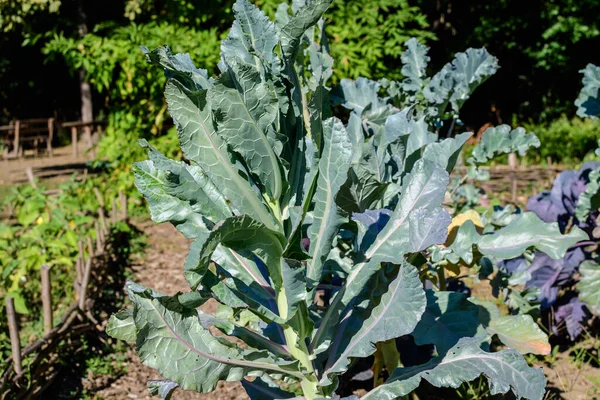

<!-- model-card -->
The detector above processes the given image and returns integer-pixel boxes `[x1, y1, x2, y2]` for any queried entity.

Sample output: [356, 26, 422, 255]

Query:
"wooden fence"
[453, 164, 563, 203]
[0, 193, 129, 400]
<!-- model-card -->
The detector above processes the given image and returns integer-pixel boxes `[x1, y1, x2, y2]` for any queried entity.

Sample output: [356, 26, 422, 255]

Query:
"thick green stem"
[437, 264, 447, 291]
[277, 292, 322, 399]
[380, 339, 402, 372]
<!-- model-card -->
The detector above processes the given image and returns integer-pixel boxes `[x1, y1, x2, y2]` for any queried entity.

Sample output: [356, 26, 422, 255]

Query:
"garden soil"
[93, 221, 247, 400]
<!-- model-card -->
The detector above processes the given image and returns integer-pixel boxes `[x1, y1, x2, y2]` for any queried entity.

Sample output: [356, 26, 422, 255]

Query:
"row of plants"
[105, 1, 599, 398]
[0, 172, 144, 372]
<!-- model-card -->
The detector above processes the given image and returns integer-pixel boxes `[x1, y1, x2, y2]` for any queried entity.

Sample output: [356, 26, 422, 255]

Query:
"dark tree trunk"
[76, 0, 92, 123]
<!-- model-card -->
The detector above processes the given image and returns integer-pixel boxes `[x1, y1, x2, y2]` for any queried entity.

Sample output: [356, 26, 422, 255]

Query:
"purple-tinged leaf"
[554, 297, 587, 339]
[499, 256, 528, 274]
[556, 248, 585, 284]
[526, 253, 562, 309]
[526, 191, 565, 224]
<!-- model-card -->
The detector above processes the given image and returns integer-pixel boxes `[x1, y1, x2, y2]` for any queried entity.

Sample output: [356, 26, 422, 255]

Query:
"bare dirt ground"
[0, 144, 93, 185]
[94, 221, 248, 400]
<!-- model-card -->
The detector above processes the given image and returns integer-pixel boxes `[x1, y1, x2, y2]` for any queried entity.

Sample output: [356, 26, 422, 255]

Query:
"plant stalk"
[437, 265, 447, 291]
[277, 291, 322, 399]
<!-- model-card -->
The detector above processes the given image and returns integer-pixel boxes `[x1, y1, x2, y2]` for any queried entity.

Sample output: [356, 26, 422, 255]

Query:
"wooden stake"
[41, 265, 52, 335]
[25, 167, 37, 189]
[98, 208, 107, 236]
[76, 255, 83, 287]
[119, 190, 127, 220]
[94, 220, 102, 252]
[87, 235, 94, 257]
[71, 126, 78, 159]
[6, 297, 22, 375]
[78, 239, 85, 264]
[78, 256, 93, 311]
[93, 187, 104, 207]
[508, 153, 518, 203]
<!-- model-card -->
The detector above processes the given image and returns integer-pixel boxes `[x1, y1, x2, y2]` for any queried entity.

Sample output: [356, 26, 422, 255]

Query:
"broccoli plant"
[503, 64, 600, 340]
[108, 1, 587, 398]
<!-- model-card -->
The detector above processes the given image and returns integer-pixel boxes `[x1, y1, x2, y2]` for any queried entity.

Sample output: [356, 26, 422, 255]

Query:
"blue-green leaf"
[363, 337, 545, 400]
[468, 125, 540, 165]
[320, 263, 426, 385]
[575, 63, 600, 118]
[122, 282, 302, 393]
[307, 118, 352, 288]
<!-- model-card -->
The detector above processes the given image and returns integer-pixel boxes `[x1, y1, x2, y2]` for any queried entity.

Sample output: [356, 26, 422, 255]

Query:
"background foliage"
[3, 0, 600, 165]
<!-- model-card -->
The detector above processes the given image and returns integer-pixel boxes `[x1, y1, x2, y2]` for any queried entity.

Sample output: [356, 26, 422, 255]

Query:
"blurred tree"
[257, 0, 435, 81]
[415, 0, 600, 129]
[0, 0, 61, 32]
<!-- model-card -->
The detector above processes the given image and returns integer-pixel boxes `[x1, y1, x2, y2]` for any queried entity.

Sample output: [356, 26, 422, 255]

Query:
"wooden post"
[71, 126, 78, 159]
[6, 297, 22, 375]
[47, 118, 54, 157]
[76, 256, 83, 288]
[119, 190, 127, 220]
[508, 153, 518, 203]
[13, 120, 20, 159]
[93, 187, 105, 207]
[87, 235, 94, 257]
[94, 220, 102, 252]
[41, 265, 52, 335]
[78, 239, 85, 264]
[25, 167, 37, 189]
[98, 207, 108, 236]
[78, 256, 92, 311]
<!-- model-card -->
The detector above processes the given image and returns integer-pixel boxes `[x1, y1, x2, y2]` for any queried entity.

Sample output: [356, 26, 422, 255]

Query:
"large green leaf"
[362, 337, 545, 400]
[575, 63, 600, 118]
[164, 80, 278, 231]
[401, 38, 429, 94]
[189, 216, 305, 322]
[311, 159, 450, 354]
[142, 140, 232, 221]
[487, 315, 550, 355]
[242, 376, 296, 399]
[575, 167, 600, 221]
[147, 380, 178, 400]
[197, 268, 284, 324]
[578, 260, 600, 315]
[336, 114, 388, 213]
[363, 160, 451, 262]
[422, 132, 473, 172]
[422, 50, 494, 113]
[133, 160, 211, 239]
[424, 48, 498, 114]
[320, 263, 426, 385]
[221, 0, 279, 74]
[477, 212, 588, 260]
[106, 309, 136, 343]
[307, 117, 352, 288]
[468, 125, 540, 165]
[118, 282, 303, 393]
[412, 291, 482, 356]
[279, 0, 333, 63]
[143, 45, 211, 90]
[210, 63, 285, 200]
[198, 310, 291, 359]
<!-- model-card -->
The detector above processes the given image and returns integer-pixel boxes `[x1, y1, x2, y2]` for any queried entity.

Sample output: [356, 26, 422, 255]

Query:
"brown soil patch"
[93, 221, 247, 400]
[0, 144, 93, 185]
